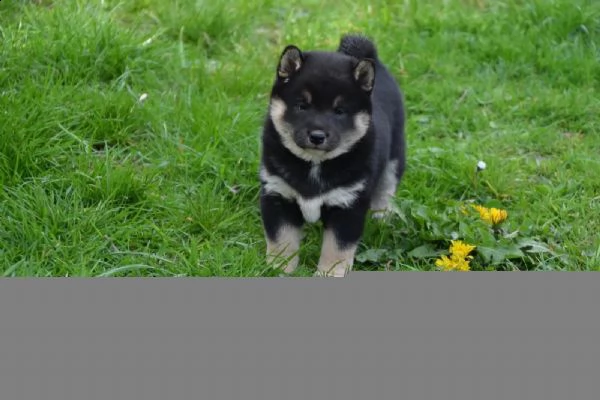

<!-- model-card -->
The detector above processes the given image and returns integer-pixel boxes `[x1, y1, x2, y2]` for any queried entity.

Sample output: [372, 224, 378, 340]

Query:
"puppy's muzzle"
[308, 130, 328, 146]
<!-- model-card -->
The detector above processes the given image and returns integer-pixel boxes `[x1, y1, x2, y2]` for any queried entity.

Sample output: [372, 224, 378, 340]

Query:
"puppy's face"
[268, 46, 375, 162]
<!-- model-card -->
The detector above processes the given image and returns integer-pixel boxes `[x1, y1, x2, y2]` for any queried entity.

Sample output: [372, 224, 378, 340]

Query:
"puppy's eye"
[333, 107, 346, 115]
[296, 102, 310, 111]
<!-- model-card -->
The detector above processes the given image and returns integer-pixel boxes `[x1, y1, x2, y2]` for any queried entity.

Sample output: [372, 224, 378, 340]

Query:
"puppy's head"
[268, 45, 375, 162]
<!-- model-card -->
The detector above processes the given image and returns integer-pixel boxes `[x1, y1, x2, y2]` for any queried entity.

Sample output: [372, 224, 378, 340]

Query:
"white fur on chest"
[260, 168, 365, 223]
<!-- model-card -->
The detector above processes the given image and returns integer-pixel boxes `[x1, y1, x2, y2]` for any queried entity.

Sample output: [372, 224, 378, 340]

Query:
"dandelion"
[473, 204, 489, 220]
[435, 254, 471, 271]
[473, 205, 508, 226]
[435, 255, 456, 270]
[488, 208, 508, 225]
[473, 160, 486, 189]
[449, 240, 476, 259]
[435, 240, 476, 271]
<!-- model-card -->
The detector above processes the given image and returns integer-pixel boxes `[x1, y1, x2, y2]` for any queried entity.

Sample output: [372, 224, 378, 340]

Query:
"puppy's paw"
[370, 203, 398, 221]
[313, 269, 348, 278]
[370, 209, 390, 220]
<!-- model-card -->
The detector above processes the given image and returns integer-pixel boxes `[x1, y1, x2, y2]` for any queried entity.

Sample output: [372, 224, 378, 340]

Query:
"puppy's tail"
[338, 34, 378, 60]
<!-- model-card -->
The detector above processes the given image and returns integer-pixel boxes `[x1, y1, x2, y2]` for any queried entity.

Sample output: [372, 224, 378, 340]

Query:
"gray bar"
[1, 273, 598, 400]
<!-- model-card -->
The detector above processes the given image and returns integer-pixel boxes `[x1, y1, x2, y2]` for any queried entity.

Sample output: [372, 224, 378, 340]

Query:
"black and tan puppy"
[259, 34, 405, 277]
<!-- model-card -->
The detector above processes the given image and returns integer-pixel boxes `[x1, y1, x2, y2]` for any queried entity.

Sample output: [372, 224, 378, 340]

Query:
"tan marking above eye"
[302, 90, 312, 104]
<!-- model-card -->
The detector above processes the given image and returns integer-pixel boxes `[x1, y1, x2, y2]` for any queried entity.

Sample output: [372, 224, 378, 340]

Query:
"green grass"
[0, 0, 599, 276]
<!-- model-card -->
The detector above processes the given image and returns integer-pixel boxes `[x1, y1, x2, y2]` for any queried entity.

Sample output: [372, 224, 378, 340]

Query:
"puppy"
[259, 34, 405, 277]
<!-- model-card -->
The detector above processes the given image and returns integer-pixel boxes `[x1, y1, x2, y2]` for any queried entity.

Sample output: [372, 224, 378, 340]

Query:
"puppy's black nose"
[308, 130, 327, 145]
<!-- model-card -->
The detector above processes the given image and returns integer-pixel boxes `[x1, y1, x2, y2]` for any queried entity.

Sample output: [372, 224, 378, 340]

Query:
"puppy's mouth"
[303, 142, 327, 151]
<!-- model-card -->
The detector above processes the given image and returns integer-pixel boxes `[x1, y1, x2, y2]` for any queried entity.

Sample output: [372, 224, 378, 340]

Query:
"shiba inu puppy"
[259, 34, 405, 277]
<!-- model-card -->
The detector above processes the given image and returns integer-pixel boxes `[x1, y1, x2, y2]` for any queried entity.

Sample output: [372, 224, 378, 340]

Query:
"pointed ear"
[277, 45, 303, 79]
[353, 59, 375, 92]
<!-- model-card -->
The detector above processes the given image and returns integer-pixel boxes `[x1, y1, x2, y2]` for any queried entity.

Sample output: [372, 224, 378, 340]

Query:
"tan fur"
[370, 159, 399, 218]
[266, 225, 303, 274]
[302, 90, 312, 104]
[333, 96, 344, 108]
[314, 229, 358, 277]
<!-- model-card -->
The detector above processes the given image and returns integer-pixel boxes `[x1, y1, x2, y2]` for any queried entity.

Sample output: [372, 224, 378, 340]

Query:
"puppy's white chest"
[297, 198, 323, 223]
[260, 168, 365, 223]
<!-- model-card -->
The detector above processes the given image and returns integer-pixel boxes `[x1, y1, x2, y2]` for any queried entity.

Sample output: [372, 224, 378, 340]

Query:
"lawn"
[0, 0, 598, 276]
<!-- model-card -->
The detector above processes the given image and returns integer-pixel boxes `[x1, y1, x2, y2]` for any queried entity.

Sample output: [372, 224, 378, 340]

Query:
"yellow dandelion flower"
[435, 255, 455, 270]
[435, 240, 476, 271]
[449, 240, 476, 259]
[452, 256, 471, 271]
[473, 204, 490, 221]
[489, 208, 508, 225]
[472, 204, 508, 226]
[435, 254, 471, 271]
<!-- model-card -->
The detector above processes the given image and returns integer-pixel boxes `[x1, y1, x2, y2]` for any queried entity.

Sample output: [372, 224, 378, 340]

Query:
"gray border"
[1, 273, 599, 400]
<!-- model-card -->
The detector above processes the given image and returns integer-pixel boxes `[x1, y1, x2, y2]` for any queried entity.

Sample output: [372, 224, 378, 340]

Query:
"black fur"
[260, 34, 405, 273]
[338, 34, 378, 59]
[337, 34, 405, 179]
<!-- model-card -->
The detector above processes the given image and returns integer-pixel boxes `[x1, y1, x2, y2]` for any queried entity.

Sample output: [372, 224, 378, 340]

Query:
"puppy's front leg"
[260, 191, 304, 274]
[316, 200, 369, 277]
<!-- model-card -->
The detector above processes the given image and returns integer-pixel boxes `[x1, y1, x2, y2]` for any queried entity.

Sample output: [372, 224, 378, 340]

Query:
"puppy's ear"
[353, 59, 375, 92]
[278, 45, 303, 79]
